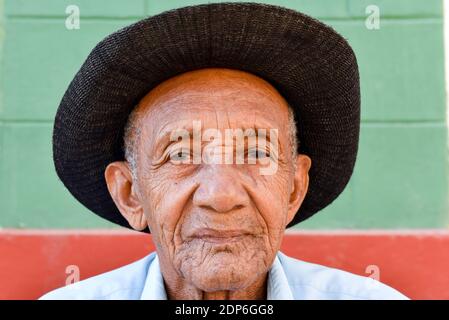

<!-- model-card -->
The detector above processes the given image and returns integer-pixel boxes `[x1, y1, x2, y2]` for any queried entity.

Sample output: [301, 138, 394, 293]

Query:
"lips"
[190, 228, 251, 244]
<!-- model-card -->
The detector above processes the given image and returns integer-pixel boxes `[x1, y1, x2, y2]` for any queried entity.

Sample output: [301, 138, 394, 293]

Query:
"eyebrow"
[154, 124, 194, 154]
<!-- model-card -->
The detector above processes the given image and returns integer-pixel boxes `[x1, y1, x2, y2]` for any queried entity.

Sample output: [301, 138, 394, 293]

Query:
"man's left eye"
[247, 149, 269, 159]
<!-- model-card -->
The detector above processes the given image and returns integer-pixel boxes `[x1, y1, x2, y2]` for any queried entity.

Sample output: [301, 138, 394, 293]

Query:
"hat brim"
[53, 2, 360, 231]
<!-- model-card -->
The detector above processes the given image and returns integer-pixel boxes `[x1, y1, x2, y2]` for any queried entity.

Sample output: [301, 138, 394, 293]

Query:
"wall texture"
[0, 0, 447, 230]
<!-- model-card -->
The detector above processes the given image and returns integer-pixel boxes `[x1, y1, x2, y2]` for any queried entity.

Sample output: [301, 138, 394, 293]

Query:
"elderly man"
[41, 3, 407, 299]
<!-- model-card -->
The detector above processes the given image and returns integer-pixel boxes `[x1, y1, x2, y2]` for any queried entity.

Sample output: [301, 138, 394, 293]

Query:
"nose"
[193, 165, 249, 213]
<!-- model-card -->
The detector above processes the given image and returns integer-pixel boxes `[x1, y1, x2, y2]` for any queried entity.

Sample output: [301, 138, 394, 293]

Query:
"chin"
[182, 250, 267, 292]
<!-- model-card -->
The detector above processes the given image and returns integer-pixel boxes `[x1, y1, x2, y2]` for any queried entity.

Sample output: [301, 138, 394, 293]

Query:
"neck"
[158, 254, 268, 300]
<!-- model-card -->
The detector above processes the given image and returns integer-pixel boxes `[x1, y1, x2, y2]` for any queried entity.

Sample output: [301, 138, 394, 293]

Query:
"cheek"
[139, 166, 198, 255]
[246, 164, 292, 234]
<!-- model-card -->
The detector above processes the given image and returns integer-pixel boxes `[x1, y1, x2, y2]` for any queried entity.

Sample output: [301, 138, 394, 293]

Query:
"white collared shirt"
[40, 251, 408, 300]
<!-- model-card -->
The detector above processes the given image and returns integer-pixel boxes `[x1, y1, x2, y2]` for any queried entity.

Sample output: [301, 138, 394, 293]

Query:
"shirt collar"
[267, 253, 294, 299]
[140, 252, 294, 300]
[140, 254, 167, 300]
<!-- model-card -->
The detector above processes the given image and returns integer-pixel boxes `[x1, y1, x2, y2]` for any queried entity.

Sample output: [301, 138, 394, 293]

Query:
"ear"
[286, 154, 312, 226]
[104, 161, 147, 231]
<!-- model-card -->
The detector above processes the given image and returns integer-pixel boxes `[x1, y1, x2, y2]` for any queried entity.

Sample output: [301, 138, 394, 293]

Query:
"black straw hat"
[53, 2, 360, 231]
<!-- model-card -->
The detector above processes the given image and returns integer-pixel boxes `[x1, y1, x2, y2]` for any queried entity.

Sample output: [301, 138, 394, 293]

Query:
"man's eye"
[257, 150, 270, 159]
[247, 149, 270, 159]
[170, 149, 190, 162]
[247, 149, 257, 159]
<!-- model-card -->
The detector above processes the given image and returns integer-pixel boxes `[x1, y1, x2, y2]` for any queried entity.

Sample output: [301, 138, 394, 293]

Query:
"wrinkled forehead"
[136, 68, 291, 135]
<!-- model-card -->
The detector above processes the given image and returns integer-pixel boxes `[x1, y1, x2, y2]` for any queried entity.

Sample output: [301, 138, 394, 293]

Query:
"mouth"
[191, 228, 252, 244]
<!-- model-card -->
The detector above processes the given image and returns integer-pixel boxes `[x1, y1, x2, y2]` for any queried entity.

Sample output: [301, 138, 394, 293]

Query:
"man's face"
[106, 68, 311, 293]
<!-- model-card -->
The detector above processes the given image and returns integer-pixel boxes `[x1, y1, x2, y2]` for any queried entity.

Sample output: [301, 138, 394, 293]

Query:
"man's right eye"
[169, 149, 191, 162]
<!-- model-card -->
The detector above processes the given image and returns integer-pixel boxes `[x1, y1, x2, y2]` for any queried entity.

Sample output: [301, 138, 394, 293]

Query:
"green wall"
[0, 0, 447, 229]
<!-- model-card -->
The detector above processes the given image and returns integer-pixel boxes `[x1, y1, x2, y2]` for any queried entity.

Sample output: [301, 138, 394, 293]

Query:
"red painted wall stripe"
[1, 230, 449, 300]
